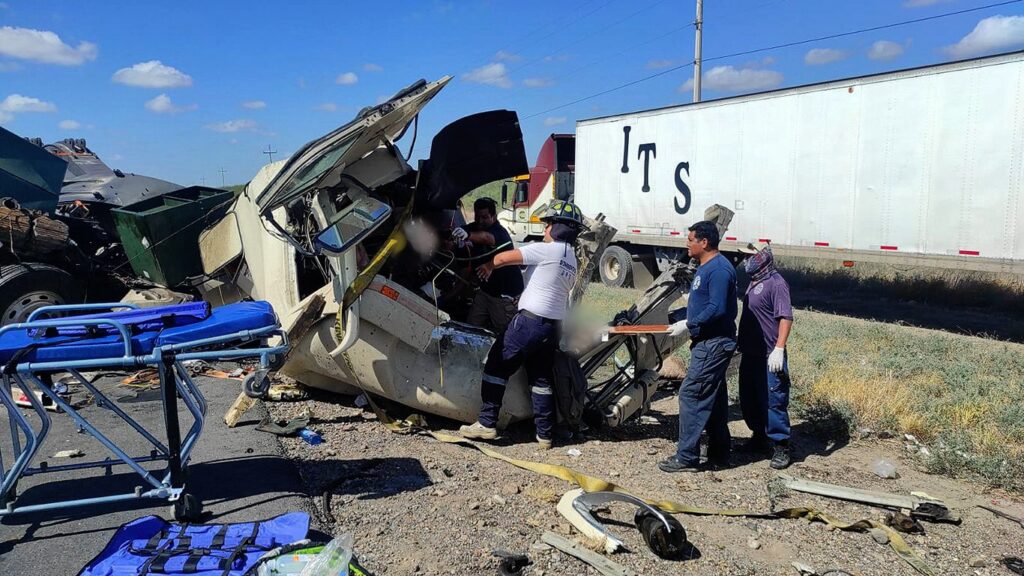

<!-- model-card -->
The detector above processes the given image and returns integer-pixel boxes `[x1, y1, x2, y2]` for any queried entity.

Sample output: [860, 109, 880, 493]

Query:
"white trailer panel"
[576, 50, 1024, 273]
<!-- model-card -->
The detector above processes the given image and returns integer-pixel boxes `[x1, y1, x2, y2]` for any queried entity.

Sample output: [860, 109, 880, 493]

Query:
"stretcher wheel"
[243, 372, 271, 398]
[267, 353, 285, 371]
[172, 493, 203, 522]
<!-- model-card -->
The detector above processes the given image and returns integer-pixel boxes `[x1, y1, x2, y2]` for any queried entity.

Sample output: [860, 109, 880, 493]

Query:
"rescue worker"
[450, 198, 524, 333]
[736, 241, 794, 469]
[459, 199, 586, 449]
[660, 220, 738, 473]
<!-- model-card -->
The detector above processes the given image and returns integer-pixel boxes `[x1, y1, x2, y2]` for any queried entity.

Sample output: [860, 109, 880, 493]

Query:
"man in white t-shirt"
[459, 200, 587, 449]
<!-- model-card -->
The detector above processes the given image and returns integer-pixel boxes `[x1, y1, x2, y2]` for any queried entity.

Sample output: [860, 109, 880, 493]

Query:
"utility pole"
[693, 0, 703, 103]
[263, 145, 278, 163]
[200, 176, 206, 186]
[218, 167, 227, 187]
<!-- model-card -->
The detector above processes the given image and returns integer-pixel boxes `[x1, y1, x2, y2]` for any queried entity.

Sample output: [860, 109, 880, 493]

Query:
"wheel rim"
[3, 291, 65, 324]
[603, 258, 621, 281]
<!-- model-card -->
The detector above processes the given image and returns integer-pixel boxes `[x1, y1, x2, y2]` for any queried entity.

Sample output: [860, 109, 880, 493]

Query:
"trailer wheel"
[0, 264, 83, 325]
[599, 246, 633, 288]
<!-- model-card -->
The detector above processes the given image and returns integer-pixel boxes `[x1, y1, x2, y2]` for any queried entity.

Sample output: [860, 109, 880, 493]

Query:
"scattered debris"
[224, 392, 257, 428]
[298, 428, 323, 445]
[1002, 556, 1024, 575]
[492, 549, 531, 576]
[968, 555, 986, 568]
[791, 561, 818, 575]
[256, 411, 311, 436]
[541, 531, 636, 576]
[53, 449, 84, 458]
[977, 503, 1024, 529]
[266, 381, 309, 401]
[556, 489, 687, 558]
[747, 537, 762, 550]
[871, 459, 899, 479]
[566, 448, 582, 458]
[886, 511, 924, 534]
[779, 473, 961, 524]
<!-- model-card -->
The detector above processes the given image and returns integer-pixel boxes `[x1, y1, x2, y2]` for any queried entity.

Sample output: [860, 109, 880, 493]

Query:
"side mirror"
[501, 183, 508, 207]
[515, 181, 529, 204]
[315, 196, 392, 255]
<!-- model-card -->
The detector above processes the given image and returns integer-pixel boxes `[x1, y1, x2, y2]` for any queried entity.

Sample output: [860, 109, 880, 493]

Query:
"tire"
[599, 246, 633, 288]
[0, 263, 83, 325]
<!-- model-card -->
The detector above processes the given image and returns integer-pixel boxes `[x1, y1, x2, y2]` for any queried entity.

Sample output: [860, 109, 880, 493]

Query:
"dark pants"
[739, 351, 791, 443]
[677, 336, 736, 466]
[477, 312, 558, 440]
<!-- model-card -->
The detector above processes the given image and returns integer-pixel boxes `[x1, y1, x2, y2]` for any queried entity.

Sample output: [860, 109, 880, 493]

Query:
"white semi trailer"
[570, 50, 1024, 287]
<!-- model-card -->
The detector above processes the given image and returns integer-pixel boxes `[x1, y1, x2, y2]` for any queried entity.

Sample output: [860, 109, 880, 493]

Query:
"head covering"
[549, 221, 579, 245]
[744, 242, 776, 286]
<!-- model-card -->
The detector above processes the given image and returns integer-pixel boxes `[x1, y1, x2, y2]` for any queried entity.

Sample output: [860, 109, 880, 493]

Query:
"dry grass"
[581, 283, 1024, 492]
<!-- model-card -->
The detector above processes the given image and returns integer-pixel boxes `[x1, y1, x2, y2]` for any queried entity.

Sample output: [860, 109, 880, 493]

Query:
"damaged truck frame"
[197, 77, 729, 428]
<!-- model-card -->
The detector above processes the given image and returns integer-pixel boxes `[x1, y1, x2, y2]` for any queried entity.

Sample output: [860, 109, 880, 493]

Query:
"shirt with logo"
[517, 241, 577, 320]
[685, 253, 738, 341]
[738, 271, 793, 355]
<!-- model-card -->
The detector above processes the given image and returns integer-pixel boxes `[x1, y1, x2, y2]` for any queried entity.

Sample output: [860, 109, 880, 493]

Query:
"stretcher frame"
[0, 302, 288, 519]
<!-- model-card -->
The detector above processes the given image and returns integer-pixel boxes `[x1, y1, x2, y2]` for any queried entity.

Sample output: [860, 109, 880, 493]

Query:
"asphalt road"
[0, 373, 317, 575]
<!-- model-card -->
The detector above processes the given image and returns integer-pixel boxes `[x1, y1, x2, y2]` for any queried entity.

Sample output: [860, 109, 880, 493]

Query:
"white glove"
[451, 227, 469, 242]
[768, 347, 785, 373]
[667, 321, 689, 338]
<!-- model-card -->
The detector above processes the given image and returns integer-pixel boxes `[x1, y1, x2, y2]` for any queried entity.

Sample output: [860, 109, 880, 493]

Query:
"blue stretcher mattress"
[0, 301, 277, 365]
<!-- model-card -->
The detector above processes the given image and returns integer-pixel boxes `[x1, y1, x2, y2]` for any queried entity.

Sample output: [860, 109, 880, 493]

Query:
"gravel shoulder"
[267, 386, 1024, 576]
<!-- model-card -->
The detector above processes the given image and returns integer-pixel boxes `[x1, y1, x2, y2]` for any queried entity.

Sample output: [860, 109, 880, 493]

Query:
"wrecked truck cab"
[199, 75, 719, 427]
[198, 77, 540, 423]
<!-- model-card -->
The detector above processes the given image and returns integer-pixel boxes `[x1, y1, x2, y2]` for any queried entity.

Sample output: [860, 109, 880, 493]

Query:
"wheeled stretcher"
[0, 300, 287, 520]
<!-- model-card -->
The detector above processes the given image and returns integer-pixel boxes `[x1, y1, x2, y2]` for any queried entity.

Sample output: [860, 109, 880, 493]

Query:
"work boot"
[459, 421, 497, 440]
[770, 442, 791, 469]
[536, 436, 553, 450]
[658, 456, 702, 473]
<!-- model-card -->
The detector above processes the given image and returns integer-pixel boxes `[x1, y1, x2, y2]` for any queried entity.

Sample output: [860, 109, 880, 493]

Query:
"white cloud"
[316, 102, 338, 112]
[679, 65, 783, 94]
[363, 63, 383, 72]
[462, 62, 511, 88]
[1, 93, 57, 113]
[646, 59, 675, 69]
[144, 93, 195, 114]
[495, 50, 521, 62]
[113, 60, 192, 88]
[903, 0, 951, 6]
[241, 100, 266, 109]
[944, 15, 1024, 59]
[543, 116, 567, 127]
[0, 26, 97, 66]
[868, 40, 905, 61]
[523, 77, 553, 88]
[804, 48, 849, 65]
[58, 119, 81, 129]
[335, 72, 358, 85]
[206, 119, 258, 133]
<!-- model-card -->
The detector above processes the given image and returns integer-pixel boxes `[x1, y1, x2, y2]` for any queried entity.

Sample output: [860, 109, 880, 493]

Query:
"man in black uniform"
[451, 198, 524, 333]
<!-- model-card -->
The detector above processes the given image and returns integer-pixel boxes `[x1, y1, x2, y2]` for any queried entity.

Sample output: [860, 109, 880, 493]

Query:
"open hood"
[256, 76, 452, 215]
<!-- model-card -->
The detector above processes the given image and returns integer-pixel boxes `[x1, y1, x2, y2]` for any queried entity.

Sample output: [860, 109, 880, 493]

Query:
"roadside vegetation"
[580, 284, 1024, 492]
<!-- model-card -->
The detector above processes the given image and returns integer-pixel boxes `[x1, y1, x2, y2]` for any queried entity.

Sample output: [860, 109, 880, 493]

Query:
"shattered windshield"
[272, 135, 358, 202]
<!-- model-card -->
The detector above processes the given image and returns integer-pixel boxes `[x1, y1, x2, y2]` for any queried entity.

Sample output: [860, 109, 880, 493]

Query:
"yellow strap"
[359, 393, 933, 575]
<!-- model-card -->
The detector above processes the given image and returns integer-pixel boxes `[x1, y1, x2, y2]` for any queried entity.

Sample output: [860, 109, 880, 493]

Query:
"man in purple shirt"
[736, 242, 794, 469]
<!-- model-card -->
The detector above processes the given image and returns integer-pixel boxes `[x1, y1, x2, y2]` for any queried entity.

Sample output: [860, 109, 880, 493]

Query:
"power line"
[524, 0, 1023, 119]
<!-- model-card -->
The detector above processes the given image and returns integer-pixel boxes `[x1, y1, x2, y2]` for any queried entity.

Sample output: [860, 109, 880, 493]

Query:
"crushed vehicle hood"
[0, 126, 67, 213]
[45, 138, 184, 206]
[256, 77, 452, 215]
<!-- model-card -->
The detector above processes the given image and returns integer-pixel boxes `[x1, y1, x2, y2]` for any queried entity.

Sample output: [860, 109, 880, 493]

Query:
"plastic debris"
[566, 448, 582, 458]
[298, 534, 353, 576]
[54, 449, 84, 458]
[298, 428, 323, 445]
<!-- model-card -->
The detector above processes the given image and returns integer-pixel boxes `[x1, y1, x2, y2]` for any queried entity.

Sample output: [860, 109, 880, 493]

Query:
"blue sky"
[2, 0, 1023, 187]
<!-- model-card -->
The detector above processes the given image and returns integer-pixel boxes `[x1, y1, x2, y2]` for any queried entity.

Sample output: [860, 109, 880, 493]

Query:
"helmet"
[539, 199, 588, 229]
